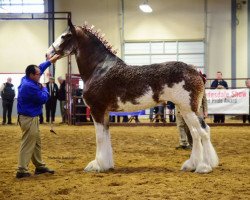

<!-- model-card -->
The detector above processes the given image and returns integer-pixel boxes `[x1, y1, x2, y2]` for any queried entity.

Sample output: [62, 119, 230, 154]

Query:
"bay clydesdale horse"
[46, 19, 218, 174]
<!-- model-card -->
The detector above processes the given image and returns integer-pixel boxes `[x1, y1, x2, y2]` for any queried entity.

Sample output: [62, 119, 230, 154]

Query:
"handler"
[16, 54, 59, 179]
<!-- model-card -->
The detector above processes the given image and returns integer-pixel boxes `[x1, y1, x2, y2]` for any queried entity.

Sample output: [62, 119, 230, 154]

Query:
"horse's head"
[46, 19, 77, 59]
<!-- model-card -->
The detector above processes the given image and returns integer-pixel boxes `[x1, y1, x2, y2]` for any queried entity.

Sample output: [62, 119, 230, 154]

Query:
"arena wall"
[0, 21, 48, 73]
[236, 0, 248, 85]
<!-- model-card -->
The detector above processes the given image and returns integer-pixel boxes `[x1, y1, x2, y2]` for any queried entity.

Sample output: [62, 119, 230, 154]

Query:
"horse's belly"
[117, 90, 158, 112]
[116, 81, 191, 112]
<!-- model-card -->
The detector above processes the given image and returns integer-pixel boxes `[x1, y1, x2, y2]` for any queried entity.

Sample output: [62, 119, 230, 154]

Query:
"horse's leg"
[196, 119, 219, 172]
[180, 111, 203, 172]
[84, 113, 114, 172]
[182, 112, 219, 173]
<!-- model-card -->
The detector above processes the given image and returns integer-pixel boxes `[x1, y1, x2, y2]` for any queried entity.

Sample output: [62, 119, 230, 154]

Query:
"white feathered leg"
[182, 113, 218, 173]
[181, 112, 203, 172]
[196, 125, 219, 173]
[84, 120, 114, 172]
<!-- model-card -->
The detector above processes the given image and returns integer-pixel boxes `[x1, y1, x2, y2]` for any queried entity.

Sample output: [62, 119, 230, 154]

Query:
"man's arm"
[39, 54, 60, 75]
[25, 84, 49, 105]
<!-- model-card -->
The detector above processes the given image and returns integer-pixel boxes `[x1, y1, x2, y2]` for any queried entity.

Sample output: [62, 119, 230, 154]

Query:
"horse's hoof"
[84, 160, 102, 172]
[195, 163, 212, 173]
[181, 159, 196, 172]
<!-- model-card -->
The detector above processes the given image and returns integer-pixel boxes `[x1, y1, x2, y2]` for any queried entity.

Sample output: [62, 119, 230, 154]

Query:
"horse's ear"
[68, 18, 76, 33]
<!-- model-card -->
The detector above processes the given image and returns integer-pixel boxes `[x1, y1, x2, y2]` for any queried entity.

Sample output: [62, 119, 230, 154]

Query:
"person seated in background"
[110, 115, 128, 123]
[211, 71, 228, 123]
[149, 107, 155, 122]
[132, 115, 140, 123]
[154, 105, 166, 123]
[149, 105, 166, 123]
[167, 101, 176, 122]
[243, 78, 250, 123]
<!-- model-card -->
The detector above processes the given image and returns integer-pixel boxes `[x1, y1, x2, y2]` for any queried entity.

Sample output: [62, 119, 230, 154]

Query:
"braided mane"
[80, 22, 117, 55]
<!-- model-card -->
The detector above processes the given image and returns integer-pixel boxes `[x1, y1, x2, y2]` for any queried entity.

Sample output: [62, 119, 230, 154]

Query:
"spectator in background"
[149, 107, 155, 122]
[45, 77, 58, 123]
[0, 77, 15, 125]
[149, 105, 166, 123]
[39, 113, 44, 124]
[167, 101, 176, 122]
[243, 78, 250, 123]
[57, 76, 67, 124]
[155, 105, 166, 123]
[211, 71, 228, 123]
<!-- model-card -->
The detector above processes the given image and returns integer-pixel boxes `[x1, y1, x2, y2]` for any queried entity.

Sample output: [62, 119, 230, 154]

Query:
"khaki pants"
[176, 109, 191, 146]
[17, 115, 45, 173]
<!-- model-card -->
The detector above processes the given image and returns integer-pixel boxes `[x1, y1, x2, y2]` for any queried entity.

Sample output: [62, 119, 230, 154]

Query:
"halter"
[52, 44, 60, 56]
[51, 37, 77, 57]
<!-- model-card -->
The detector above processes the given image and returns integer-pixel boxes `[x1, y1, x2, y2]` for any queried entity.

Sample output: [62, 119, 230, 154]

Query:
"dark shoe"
[16, 172, 31, 179]
[35, 167, 55, 175]
[7, 122, 13, 125]
[2, 122, 6, 125]
[182, 145, 192, 150]
[175, 145, 192, 150]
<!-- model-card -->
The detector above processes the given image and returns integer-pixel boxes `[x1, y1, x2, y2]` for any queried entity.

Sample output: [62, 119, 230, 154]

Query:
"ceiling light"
[139, 1, 153, 13]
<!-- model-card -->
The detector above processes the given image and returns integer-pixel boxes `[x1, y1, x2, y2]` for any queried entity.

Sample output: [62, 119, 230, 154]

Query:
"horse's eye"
[61, 33, 72, 40]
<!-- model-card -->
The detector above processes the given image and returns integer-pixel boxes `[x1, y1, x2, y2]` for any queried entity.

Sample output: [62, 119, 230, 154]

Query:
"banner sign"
[206, 89, 249, 114]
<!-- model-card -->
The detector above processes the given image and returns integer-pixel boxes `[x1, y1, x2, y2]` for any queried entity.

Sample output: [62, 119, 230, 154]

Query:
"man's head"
[57, 76, 64, 84]
[245, 79, 250, 88]
[26, 65, 41, 82]
[216, 71, 223, 80]
[7, 77, 12, 83]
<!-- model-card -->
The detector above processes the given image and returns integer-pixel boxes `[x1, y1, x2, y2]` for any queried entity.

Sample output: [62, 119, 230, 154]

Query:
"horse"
[46, 19, 219, 173]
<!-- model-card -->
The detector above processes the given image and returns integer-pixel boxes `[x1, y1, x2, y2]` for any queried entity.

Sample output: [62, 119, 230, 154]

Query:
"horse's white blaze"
[46, 34, 63, 54]
[46, 32, 72, 57]
[85, 122, 114, 172]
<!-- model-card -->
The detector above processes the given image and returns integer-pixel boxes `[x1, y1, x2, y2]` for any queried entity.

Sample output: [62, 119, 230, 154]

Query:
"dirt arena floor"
[0, 123, 249, 200]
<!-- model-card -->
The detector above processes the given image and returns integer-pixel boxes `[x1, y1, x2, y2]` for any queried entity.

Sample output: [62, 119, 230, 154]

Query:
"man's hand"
[49, 54, 60, 64]
[217, 85, 225, 89]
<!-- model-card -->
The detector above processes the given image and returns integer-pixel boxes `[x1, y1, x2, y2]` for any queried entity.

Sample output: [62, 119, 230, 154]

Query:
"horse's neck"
[76, 50, 121, 82]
